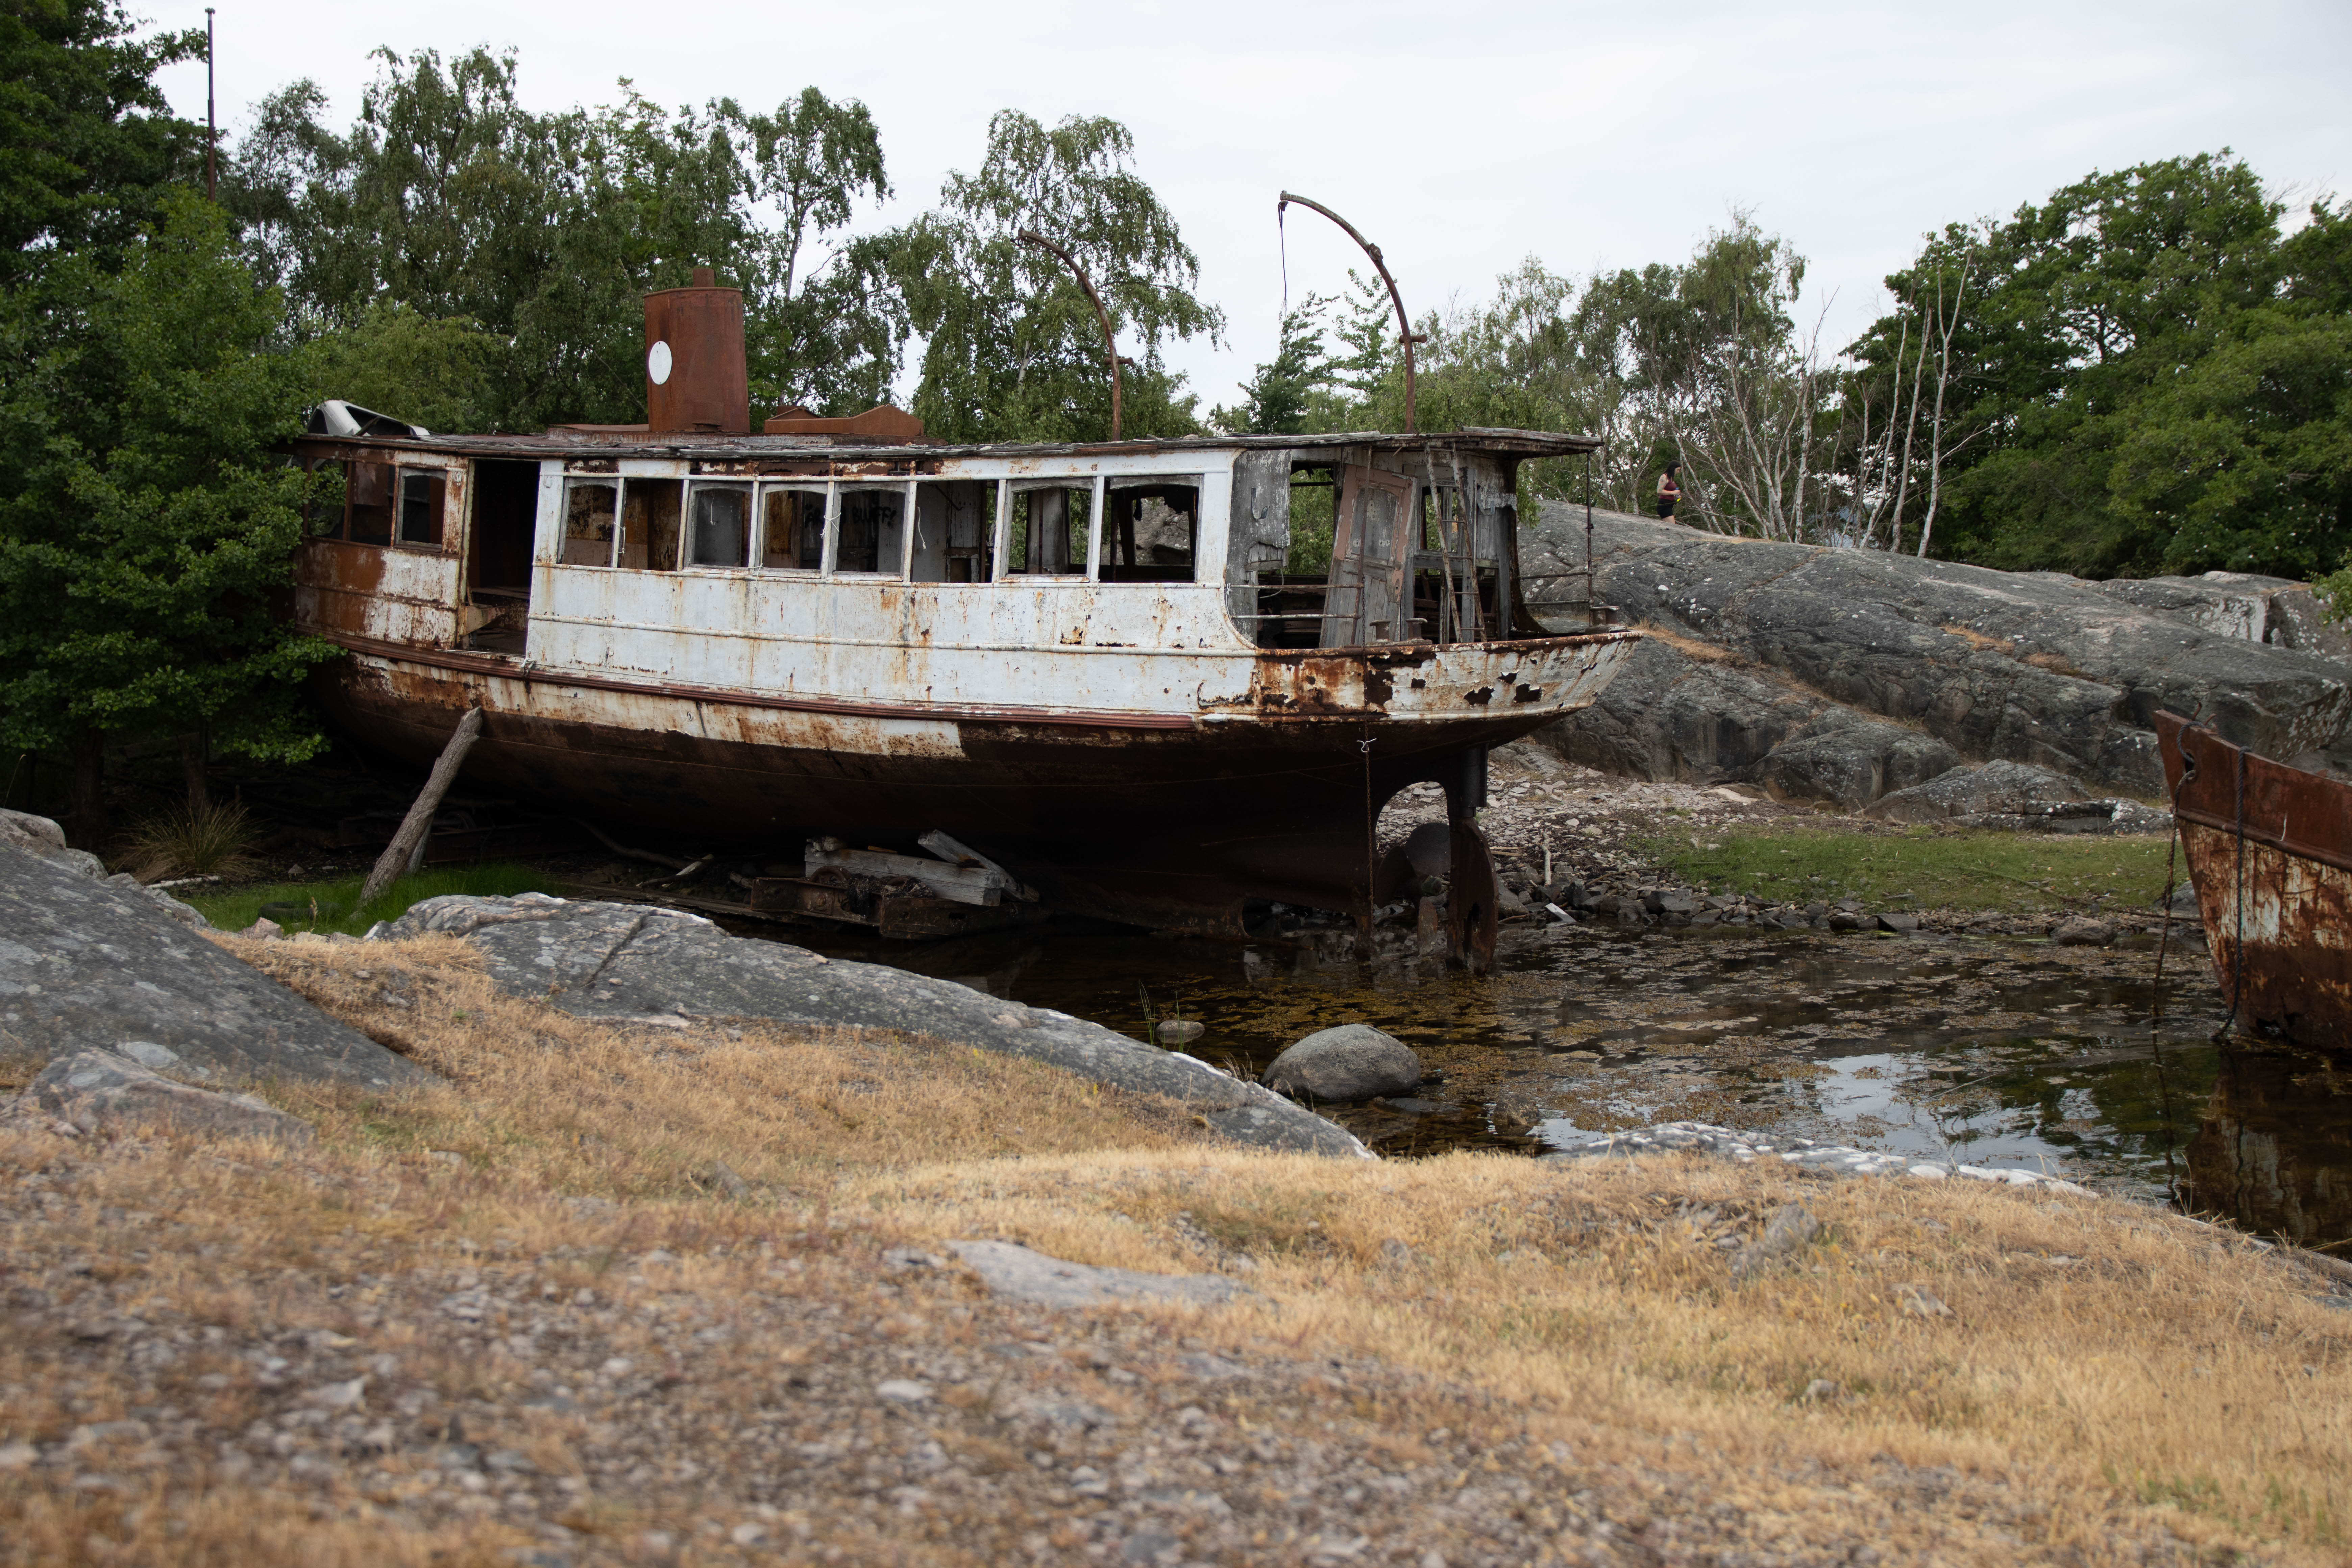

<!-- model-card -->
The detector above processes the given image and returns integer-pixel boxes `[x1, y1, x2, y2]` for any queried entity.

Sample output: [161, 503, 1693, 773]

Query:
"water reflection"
[2184, 1045, 2352, 1248]
[763, 916, 2349, 1234]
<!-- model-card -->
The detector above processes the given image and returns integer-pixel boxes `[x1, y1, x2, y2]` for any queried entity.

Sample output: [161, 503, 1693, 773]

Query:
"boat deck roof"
[292, 427, 1606, 464]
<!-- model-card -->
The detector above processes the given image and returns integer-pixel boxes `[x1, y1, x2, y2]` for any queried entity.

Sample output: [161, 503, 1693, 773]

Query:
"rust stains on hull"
[312, 644, 1603, 938]
[2157, 710, 2352, 1049]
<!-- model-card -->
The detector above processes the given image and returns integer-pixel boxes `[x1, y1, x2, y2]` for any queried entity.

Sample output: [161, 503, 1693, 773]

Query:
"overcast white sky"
[147, 0, 2350, 414]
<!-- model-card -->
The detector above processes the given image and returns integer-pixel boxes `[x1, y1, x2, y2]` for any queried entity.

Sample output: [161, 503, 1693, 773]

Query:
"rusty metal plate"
[2156, 709, 2352, 1048]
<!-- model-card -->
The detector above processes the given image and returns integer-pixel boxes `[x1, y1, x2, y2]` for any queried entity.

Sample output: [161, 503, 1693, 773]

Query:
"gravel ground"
[0, 1126, 2250, 1568]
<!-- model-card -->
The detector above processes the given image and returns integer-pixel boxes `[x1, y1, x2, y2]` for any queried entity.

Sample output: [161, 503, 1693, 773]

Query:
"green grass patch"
[1643, 824, 2177, 914]
[186, 861, 562, 936]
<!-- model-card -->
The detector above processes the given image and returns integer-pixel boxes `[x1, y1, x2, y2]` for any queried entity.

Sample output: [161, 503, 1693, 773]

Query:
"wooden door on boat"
[1319, 465, 1413, 648]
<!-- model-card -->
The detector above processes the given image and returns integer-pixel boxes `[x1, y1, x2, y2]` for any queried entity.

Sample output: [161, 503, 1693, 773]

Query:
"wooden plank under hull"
[2157, 710, 2352, 1049]
[310, 638, 1631, 935]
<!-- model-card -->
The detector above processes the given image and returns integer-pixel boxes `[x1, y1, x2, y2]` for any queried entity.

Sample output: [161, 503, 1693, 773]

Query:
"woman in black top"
[1656, 463, 1682, 521]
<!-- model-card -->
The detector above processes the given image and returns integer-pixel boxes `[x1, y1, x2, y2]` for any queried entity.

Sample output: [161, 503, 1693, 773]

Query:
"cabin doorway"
[1319, 465, 1413, 647]
[465, 459, 539, 654]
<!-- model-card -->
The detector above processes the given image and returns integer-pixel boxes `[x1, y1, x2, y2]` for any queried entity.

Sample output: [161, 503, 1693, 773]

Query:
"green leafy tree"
[890, 110, 1221, 443]
[230, 52, 902, 430]
[1849, 153, 2352, 579]
[1212, 294, 1332, 435]
[733, 87, 903, 415]
[0, 193, 333, 841]
[0, 0, 201, 281]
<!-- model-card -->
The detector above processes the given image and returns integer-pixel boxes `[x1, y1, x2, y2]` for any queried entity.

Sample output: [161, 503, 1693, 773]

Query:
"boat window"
[397, 468, 445, 547]
[305, 459, 347, 538]
[1103, 475, 1200, 582]
[1005, 480, 1092, 576]
[685, 481, 752, 568]
[833, 485, 907, 576]
[910, 480, 994, 583]
[348, 461, 395, 546]
[620, 478, 683, 572]
[757, 484, 827, 570]
[563, 480, 618, 567]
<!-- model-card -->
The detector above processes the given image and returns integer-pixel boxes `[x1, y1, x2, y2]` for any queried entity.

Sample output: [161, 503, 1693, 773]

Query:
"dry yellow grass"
[1, 936, 2345, 1565]
[857, 1149, 2352, 1557]
[228, 933, 1214, 1190]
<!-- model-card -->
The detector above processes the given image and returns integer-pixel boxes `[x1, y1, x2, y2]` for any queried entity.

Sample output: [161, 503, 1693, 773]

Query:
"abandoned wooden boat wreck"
[288, 270, 1639, 963]
[2157, 709, 2352, 1048]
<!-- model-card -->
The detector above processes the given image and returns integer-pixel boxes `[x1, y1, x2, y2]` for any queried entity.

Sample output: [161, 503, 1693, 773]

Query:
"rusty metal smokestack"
[645, 266, 748, 435]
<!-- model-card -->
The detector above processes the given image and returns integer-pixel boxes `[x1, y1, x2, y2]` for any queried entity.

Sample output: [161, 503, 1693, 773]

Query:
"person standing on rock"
[1656, 463, 1683, 522]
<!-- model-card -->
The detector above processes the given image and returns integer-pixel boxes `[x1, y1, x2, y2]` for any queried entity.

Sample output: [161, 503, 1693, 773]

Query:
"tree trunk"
[66, 728, 108, 849]
[182, 723, 210, 814]
[358, 707, 484, 910]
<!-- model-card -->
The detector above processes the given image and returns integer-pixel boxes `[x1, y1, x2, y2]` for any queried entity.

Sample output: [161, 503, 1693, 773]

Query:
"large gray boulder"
[1861, 760, 2170, 835]
[1260, 1024, 1422, 1103]
[0, 808, 209, 925]
[3, 807, 106, 881]
[1527, 506, 2352, 793]
[1751, 710, 1962, 810]
[1533, 633, 1963, 809]
[377, 894, 1367, 1158]
[2094, 572, 2352, 664]
[1861, 759, 2091, 824]
[0, 841, 425, 1088]
[8, 1047, 314, 1142]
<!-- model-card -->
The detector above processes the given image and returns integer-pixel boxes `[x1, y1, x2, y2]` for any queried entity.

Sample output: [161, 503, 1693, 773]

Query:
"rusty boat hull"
[2156, 709, 2352, 1049]
[311, 627, 1634, 934]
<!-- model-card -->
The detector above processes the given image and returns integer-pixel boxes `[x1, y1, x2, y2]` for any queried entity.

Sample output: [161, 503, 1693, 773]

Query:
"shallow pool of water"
[777, 918, 2351, 1245]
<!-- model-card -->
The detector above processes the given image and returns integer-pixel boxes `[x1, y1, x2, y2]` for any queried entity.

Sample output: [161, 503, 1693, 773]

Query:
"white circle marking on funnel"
[647, 340, 673, 386]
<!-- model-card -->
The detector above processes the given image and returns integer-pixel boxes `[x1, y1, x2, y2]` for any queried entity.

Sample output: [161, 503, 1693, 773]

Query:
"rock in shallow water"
[1260, 1024, 1423, 1103]
[2051, 916, 2117, 947]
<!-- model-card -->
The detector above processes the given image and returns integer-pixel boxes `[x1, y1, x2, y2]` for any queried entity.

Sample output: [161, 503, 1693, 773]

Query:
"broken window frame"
[998, 474, 1102, 580]
[617, 477, 684, 572]
[395, 466, 446, 549]
[561, 478, 620, 568]
[304, 457, 349, 539]
[1101, 473, 1204, 584]
[829, 480, 915, 580]
[754, 480, 830, 575]
[347, 460, 396, 547]
[681, 479, 754, 571]
[910, 478, 997, 584]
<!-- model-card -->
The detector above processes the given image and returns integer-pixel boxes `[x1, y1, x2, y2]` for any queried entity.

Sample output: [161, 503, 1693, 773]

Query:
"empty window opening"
[910, 480, 994, 583]
[348, 461, 395, 546]
[686, 481, 752, 568]
[759, 484, 827, 570]
[834, 485, 907, 575]
[397, 468, 446, 547]
[305, 459, 349, 538]
[467, 458, 539, 605]
[620, 478, 683, 571]
[1103, 477, 1200, 582]
[1006, 482, 1092, 576]
[563, 480, 618, 567]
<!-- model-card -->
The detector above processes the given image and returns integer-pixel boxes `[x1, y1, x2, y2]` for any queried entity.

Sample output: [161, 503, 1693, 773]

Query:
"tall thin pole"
[204, 9, 217, 202]
[1277, 191, 1422, 433]
[1016, 230, 1122, 440]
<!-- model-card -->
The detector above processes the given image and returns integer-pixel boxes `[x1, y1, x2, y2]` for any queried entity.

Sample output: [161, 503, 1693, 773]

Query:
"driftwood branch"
[359, 707, 484, 909]
[572, 817, 690, 871]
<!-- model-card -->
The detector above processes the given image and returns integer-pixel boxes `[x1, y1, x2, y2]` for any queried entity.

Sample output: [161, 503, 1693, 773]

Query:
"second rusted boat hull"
[316, 634, 1631, 936]
[2157, 710, 2352, 1049]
